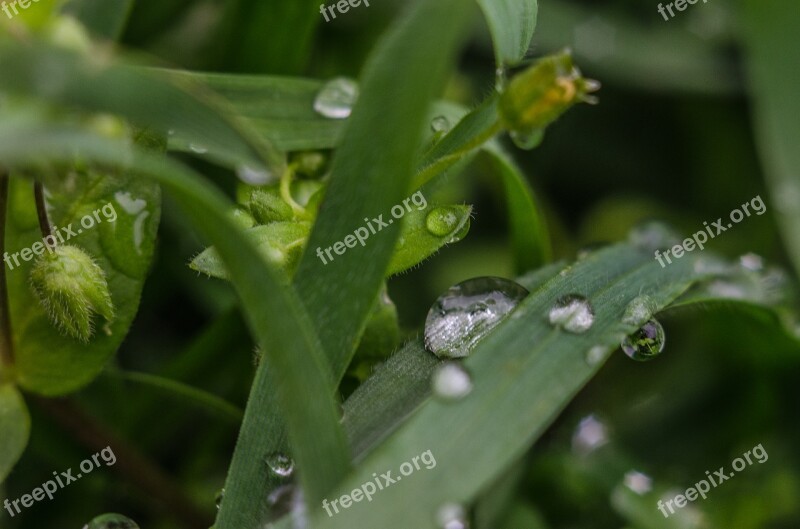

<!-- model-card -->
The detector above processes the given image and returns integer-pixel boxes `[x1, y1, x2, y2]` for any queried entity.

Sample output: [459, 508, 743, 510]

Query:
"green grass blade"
[476, 0, 538, 67]
[741, 0, 800, 279]
[0, 124, 350, 525]
[61, 0, 134, 40]
[294, 0, 474, 381]
[313, 242, 793, 528]
[0, 384, 29, 484]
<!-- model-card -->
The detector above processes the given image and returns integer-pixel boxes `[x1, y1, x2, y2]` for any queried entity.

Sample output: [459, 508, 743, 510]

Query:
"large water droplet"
[237, 163, 274, 186]
[426, 207, 463, 237]
[266, 453, 295, 478]
[432, 362, 473, 401]
[509, 128, 544, 150]
[436, 503, 469, 529]
[313, 77, 359, 119]
[83, 514, 140, 529]
[621, 295, 656, 327]
[621, 319, 665, 361]
[628, 221, 681, 252]
[431, 115, 451, 133]
[548, 294, 595, 333]
[424, 277, 529, 358]
[623, 470, 653, 495]
[572, 414, 609, 454]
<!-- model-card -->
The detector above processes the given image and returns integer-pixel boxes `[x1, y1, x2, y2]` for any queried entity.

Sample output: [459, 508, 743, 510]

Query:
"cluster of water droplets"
[548, 294, 595, 333]
[82, 514, 139, 529]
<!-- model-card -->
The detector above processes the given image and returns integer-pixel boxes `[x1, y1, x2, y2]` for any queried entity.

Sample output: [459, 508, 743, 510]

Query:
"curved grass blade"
[0, 124, 350, 525]
[741, 0, 800, 280]
[476, 0, 538, 67]
[0, 384, 29, 484]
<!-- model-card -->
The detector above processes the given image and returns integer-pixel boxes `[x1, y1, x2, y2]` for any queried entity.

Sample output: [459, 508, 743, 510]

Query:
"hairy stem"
[33, 181, 54, 242]
[34, 396, 214, 529]
[0, 169, 14, 369]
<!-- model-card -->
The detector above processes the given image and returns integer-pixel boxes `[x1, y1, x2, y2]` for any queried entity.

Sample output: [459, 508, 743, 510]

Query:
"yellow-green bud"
[30, 245, 115, 342]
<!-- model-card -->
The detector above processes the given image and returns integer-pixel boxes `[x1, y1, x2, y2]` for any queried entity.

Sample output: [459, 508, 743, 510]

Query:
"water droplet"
[215, 488, 224, 510]
[436, 503, 469, 529]
[509, 128, 544, 150]
[572, 414, 609, 454]
[576, 242, 608, 260]
[585, 345, 609, 367]
[431, 115, 451, 133]
[237, 163, 274, 186]
[621, 295, 657, 327]
[548, 294, 595, 333]
[739, 252, 764, 272]
[313, 77, 359, 119]
[628, 221, 681, 252]
[83, 514, 140, 529]
[495, 67, 507, 92]
[432, 362, 473, 401]
[266, 453, 295, 478]
[424, 277, 529, 358]
[426, 207, 463, 237]
[621, 319, 665, 361]
[623, 470, 653, 495]
[189, 143, 208, 154]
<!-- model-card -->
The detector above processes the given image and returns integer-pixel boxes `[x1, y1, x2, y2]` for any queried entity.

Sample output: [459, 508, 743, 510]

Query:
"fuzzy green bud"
[248, 190, 294, 225]
[30, 245, 115, 342]
[499, 51, 600, 134]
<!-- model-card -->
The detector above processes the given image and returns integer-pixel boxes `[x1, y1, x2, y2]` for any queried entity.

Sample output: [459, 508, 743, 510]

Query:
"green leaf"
[476, 0, 538, 67]
[6, 161, 160, 396]
[483, 143, 551, 272]
[61, 0, 134, 40]
[313, 242, 796, 528]
[741, 0, 800, 279]
[0, 384, 30, 484]
[0, 122, 350, 527]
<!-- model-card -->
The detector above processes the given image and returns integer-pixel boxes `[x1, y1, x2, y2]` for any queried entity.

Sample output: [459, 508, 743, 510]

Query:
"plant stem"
[33, 181, 54, 243]
[0, 169, 14, 370]
[33, 396, 214, 529]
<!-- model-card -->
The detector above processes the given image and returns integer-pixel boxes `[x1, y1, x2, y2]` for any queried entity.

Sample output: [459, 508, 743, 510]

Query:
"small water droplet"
[576, 242, 608, 260]
[585, 345, 609, 366]
[628, 221, 681, 252]
[548, 294, 595, 333]
[621, 319, 665, 361]
[509, 128, 544, 150]
[189, 143, 208, 154]
[83, 514, 140, 529]
[621, 295, 657, 327]
[623, 470, 653, 495]
[424, 277, 529, 358]
[495, 67, 507, 92]
[436, 503, 469, 529]
[431, 115, 451, 133]
[572, 414, 609, 454]
[313, 77, 359, 119]
[266, 453, 295, 478]
[739, 252, 764, 272]
[426, 207, 462, 237]
[432, 362, 473, 401]
[237, 163, 274, 186]
[215, 488, 224, 510]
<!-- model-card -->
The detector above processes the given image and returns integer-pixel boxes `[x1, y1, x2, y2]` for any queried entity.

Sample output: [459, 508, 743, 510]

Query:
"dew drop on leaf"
[188, 143, 208, 154]
[83, 513, 140, 529]
[425, 206, 464, 237]
[628, 221, 681, 252]
[621, 295, 656, 327]
[424, 277, 529, 358]
[266, 453, 295, 478]
[215, 488, 224, 510]
[621, 319, 665, 361]
[585, 345, 609, 367]
[431, 115, 451, 133]
[313, 77, 359, 119]
[237, 163, 274, 186]
[548, 294, 595, 333]
[509, 128, 544, 150]
[436, 502, 469, 529]
[432, 362, 473, 401]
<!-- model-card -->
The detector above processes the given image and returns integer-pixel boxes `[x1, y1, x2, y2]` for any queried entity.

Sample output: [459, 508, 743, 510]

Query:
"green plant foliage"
[0, 384, 29, 483]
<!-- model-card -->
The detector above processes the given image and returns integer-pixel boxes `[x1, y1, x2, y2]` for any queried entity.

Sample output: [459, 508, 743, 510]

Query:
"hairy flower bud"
[30, 245, 115, 342]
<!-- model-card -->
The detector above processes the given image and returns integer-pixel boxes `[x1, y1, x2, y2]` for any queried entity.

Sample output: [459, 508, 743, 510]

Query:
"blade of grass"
[0, 384, 29, 483]
[61, 0, 134, 40]
[741, 0, 800, 280]
[476, 0, 538, 67]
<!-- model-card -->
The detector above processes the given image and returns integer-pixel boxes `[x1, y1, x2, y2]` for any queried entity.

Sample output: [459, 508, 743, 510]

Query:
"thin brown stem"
[0, 169, 14, 369]
[33, 397, 214, 529]
[33, 181, 54, 242]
